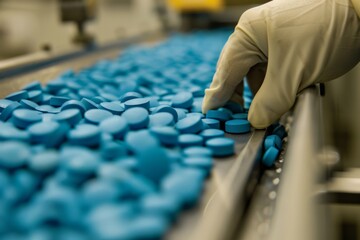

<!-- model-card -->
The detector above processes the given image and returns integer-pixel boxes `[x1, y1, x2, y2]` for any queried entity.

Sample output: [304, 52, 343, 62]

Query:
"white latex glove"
[202, 0, 360, 129]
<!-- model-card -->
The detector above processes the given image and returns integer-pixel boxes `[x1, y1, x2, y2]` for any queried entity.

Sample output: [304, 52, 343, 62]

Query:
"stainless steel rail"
[193, 129, 267, 240]
[268, 87, 324, 240]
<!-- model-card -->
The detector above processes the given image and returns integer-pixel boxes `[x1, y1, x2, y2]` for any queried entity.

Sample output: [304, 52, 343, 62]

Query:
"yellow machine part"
[168, 0, 224, 12]
[168, 0, 269, 12]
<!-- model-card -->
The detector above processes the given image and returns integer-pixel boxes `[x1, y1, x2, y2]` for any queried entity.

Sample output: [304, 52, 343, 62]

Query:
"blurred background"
[0, 0, 268, 60]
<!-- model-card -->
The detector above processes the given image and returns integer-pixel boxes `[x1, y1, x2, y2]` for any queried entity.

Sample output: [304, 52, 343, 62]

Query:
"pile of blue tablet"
[0, 30, 257, 239]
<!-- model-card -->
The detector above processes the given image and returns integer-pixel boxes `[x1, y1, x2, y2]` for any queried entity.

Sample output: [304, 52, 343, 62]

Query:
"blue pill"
[85, 109, 113, 125]
[200, 129, 225, 141]
[121, 92, 143, 102]
[224, 101, 244, 114]
[68, 124, 101, 147]
[152, 106, 178, 122]
[0, 141, 30, 169]
[61, 100, 86, 115]
[174, 108, 187, 120]
[225, 119, 251, 134]
[183, 146, 213, 157]
[100, 93, 118, 101]
[162, 169, 205, 207]
[122, 107, 149, 130]
[140, 194, 180, 219]
[137, 145, 171, 183]
[182, 157, 213, 173]
[206, 109, 231, 122]
[91, 96, 106, 104]
[53, 109, 82, 126]
[100, 101, 124, 115]
[0, 99, 13, 111]
[186, 112, 204, 119]
[206, 137, 235, 157]
[149, 126, 179, 146]
[99, 116, 129, 139]
[101, 141, 127, 160]
[232, 113, 248, 120]
[28, 121, 68, 147]
[125, 130, 159, 153]
[28, 90, 43, 103]
[171, 92, 194, 109]
[29, 150, 59, 173]
[5, 90, 29, 101]
[23, 81, 42, 91]
[178, 134, 203, 148]
[50, 96, 70, 107]
[12, 109, 42, 129]
[0, 123, 30, 141]
[82, 180, 123, 207]
[36, 105, 60, 114]
[262, 147, 279, 167]
[264, 135, 282, 150]
[20, 99, 39, 110]
[175, 116, 203, 134]
[149, 112, 175, 127]
[63, 151, 99, 176]
[202, 118, 220, 129]
[124, 98, 150, 110]
[81, 98, 99, 111]
[273, 124, 287, 139]
[0, 102, 21, 121]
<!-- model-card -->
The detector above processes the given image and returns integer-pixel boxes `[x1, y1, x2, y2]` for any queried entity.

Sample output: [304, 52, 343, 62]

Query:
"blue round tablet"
[61, 100, 86, 115]
[273, 124, 287, 139]
[225, 119, 251, 134]
[122, 107, 149, 130]
[36, 105, 60, 114]
[0, 102, 21, 121]
[171, 92, 194, 109]
[29, 150, 59, 173]
[262, 147, 279, 167]
[182, 157, 213, 173]
[121, 92, 143, 102]
[206, 137, 235, 157]
[0, 99, 13, 111]
[124, 98, 150, 110]
[178, 134, 203, 148]
[175, 116, 203, 134]
[12, 109, 42, 129]
[140, 194, 180, 219]
[28, 121, 68, 147]
[200, 129, 225, 141]
[149, 126, 179, 146]
[264, 135, 282, 150]
[5, 90, 29, 101]
[99, 115, 129, 139]
[100, 141, 127, 160]
[27, 90, 43, 103]
[149, 112, 175, 127]
[81, 98, 99, 111]
[0, 141, 30, 169]
[49, 96, 70, 107]
[152, 106, 178, 122]
[100, 101, 124, 115]
[23, 81, 42, 91]
[68, 124, 101, 147]
[202, 118, 220, 129]
[232, 113, 248, 120]
[20, 99, 39, 110]
[183, 146, 213, 157]
[85, 109, 113, 125]
[0, 123, 30, 142]
[53, 109, 82, 126]
[206, 109, 231, 122]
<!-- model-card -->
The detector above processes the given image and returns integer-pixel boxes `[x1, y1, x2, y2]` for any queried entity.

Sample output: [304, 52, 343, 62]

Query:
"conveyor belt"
[0, 43, 263, 239]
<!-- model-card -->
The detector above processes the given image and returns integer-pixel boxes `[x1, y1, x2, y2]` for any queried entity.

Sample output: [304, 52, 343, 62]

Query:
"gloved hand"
[202, 0, 360, 129]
